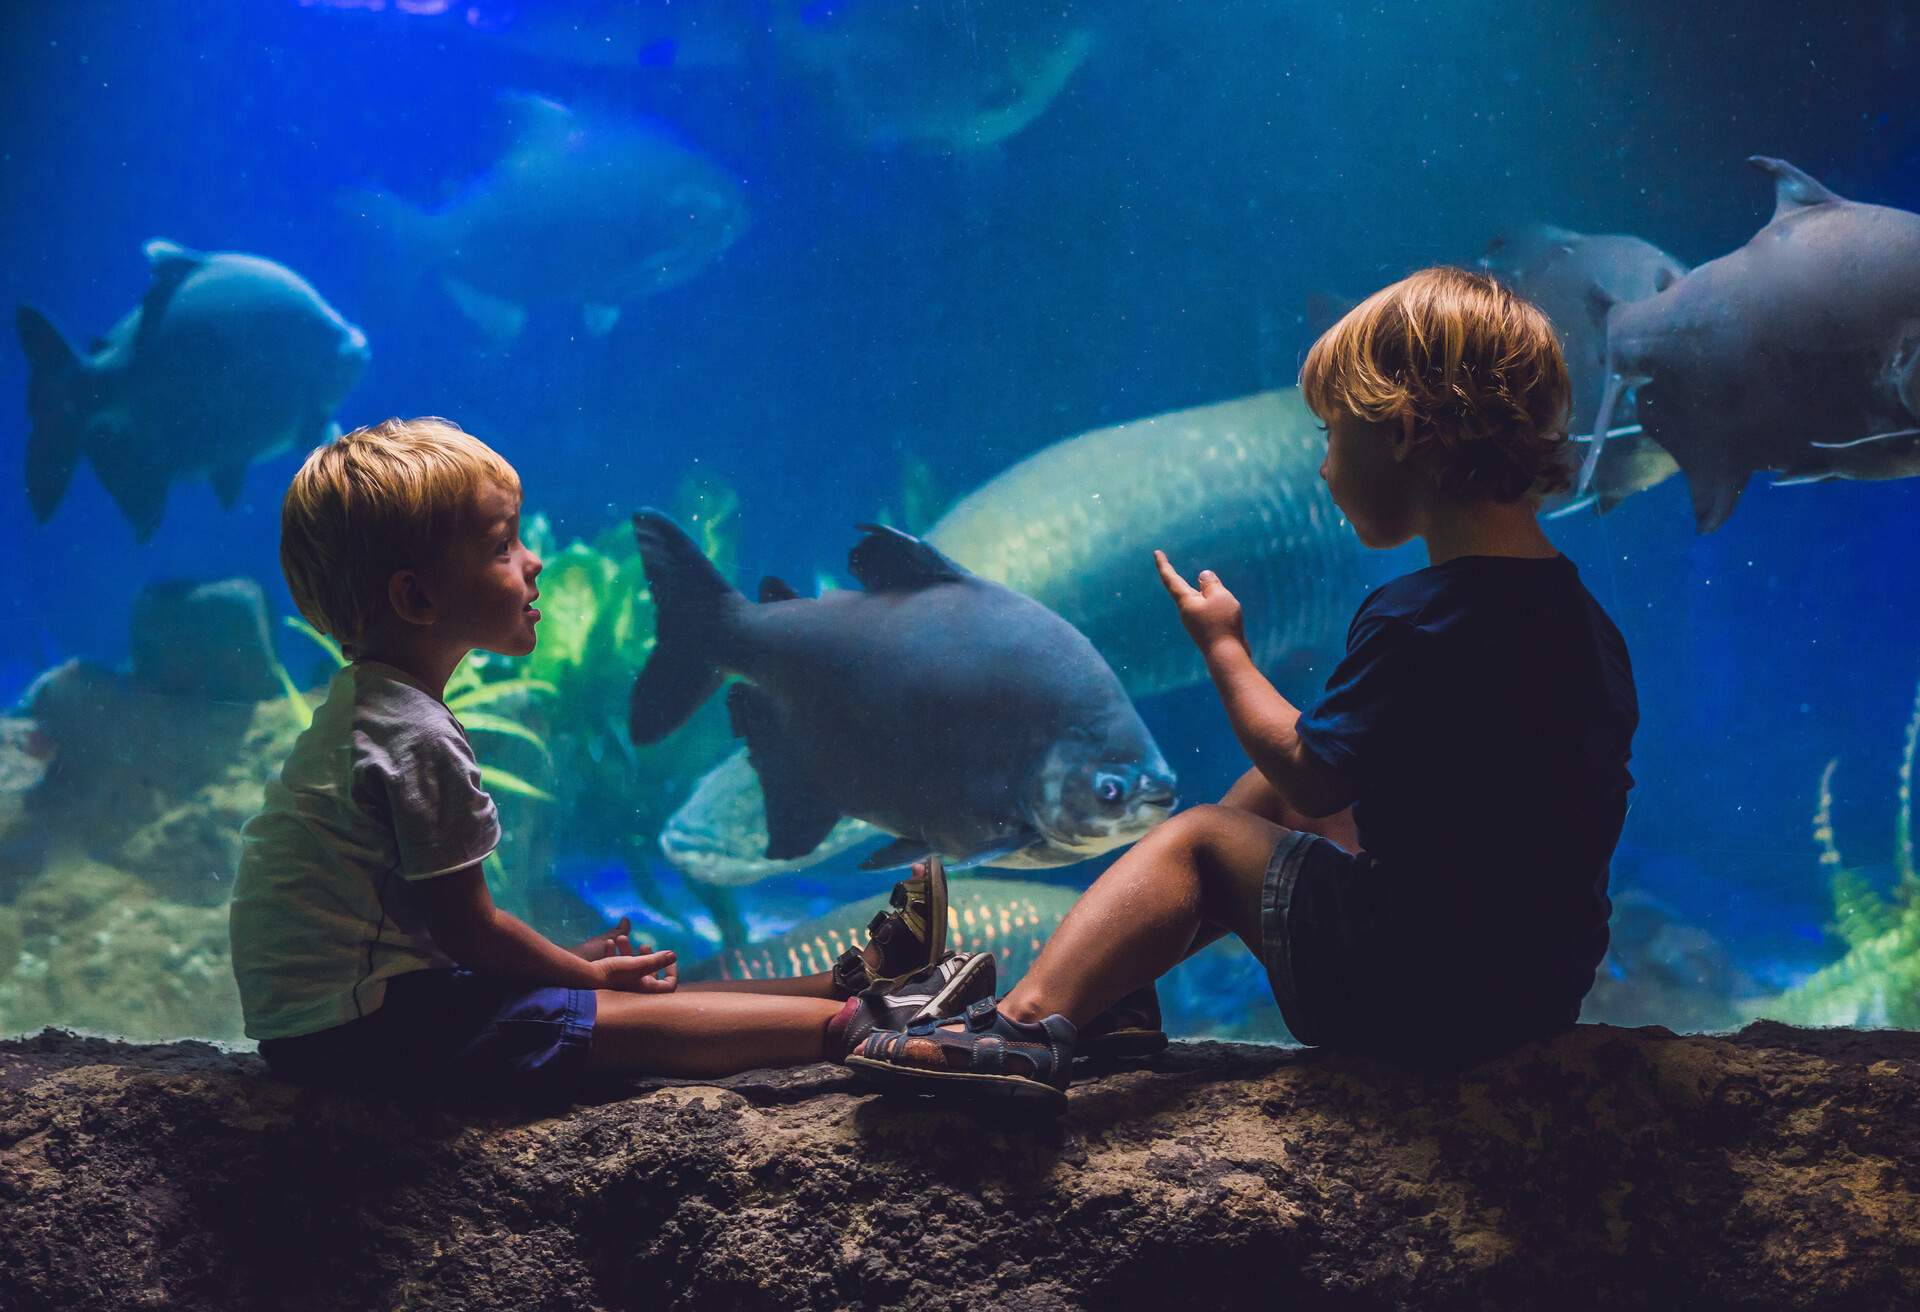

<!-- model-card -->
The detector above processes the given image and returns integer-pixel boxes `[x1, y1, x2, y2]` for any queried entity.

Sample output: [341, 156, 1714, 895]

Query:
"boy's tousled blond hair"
[280, 417, 520, 658]
[1300, 266, 1572, 502]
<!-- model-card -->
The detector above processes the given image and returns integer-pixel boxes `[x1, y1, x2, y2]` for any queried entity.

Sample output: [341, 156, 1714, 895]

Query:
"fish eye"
[1094, 775, 1124, 805]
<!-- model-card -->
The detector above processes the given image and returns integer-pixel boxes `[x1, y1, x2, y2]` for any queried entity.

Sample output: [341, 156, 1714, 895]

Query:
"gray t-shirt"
[229, 660, 501, 1040]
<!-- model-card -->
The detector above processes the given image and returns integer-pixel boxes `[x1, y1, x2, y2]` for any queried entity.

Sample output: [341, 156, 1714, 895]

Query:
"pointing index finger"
[1154, 549, 1195, 598]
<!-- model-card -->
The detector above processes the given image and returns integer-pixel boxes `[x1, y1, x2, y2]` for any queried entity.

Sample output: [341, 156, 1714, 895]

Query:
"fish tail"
[629, 508, 742, 744]
[15, 305, 87, 522]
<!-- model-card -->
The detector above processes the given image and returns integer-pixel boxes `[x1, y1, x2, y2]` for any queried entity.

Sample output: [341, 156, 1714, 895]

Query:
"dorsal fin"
[846, 523, 969, 592]
[758, 575, 800, 603]
[1749, 157, 1843, 221]
[138, 239, 205, 337]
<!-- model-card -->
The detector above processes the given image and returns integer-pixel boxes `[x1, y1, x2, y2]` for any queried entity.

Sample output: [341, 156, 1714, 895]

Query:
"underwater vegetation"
[1768, 678, 1920, 1028]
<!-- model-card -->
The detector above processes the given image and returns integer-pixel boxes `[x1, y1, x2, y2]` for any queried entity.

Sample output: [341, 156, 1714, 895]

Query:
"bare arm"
[417, 865, 676, 992]
[1155, 550, 1357, 820]
[1201, 640, 1354, 819]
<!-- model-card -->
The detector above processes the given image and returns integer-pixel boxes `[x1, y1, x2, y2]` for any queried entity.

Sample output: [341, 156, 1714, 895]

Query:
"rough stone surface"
[2, 1022, 1916, 1311]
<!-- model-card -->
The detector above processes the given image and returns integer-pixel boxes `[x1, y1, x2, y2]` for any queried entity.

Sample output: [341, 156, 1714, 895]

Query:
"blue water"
[2, 0, 1916, 1041]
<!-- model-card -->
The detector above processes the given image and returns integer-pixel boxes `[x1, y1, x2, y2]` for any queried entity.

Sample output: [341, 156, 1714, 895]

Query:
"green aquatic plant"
[1768, 678, 1920, 1028]
[506, 474, 747, 947]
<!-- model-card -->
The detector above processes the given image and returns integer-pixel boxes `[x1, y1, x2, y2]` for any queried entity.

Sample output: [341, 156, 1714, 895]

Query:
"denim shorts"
[1260, 831, 1581, 1059]
[257, 968, 597, 1090]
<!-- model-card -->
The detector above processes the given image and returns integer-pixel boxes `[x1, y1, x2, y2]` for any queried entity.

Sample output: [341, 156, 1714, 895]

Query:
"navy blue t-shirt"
[1293, 553, 1637, 1004]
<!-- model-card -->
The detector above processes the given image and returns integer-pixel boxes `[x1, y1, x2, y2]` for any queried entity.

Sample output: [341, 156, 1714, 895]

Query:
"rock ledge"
[2, 1022, 1917, 1310]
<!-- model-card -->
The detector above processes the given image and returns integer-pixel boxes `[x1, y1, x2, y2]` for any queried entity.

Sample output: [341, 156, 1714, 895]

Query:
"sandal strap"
[830, 946, 871, 999]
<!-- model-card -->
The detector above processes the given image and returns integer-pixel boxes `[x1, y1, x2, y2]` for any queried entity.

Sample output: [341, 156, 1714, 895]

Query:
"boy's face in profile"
[432, 479, 544, 658]
[1319, 408, 1421, 549]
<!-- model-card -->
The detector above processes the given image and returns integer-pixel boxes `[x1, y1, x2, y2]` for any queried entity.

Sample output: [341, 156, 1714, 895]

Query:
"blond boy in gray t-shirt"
[231, 417, 992, 1087]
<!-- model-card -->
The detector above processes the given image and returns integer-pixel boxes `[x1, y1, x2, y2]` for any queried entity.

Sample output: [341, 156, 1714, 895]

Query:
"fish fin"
[91, 435, 173, 542]
[15, 305, 86, 522]
[1749, 157, 1843, 221]
[1808, 427, 1920, 451]
[1684, 467, 1749, 534]
[628, 509, 739, 743]
[208, 461, 248, 510]
[137, 239, 204, 342]
[858, 836, 936, 871]
[1583, 282, 1616, 330]
[947, 834, 1043, 870]
[1589, 427, 1680, 508]
[1805, 427, 1920, 479]
[1542, 494, 1597, 520]
[582, 304, 621, 336]
[1575, 371, 1636, 497]
[440, 275, 527, 344]
[846, 522, 970, 592]
[727, 683, 841, 861]
[757, 575, 800, 603]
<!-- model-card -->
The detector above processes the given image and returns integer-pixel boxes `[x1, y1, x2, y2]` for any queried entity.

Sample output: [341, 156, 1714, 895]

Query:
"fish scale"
[687, 879, 1086, 986]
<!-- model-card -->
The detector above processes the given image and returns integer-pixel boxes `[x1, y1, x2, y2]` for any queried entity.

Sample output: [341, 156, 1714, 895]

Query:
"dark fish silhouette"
[628, 512, 1177, 871]
[345, 94, 746, 342]
[17, 240, 368, 542]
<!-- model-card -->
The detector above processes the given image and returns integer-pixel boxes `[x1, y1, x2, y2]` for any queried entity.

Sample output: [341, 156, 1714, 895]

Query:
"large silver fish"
[17, 240, 368, 542]
[630, 514, 1177, 872]
[1580, 157, 1920, 532]
[661, 388, 1365, 885]
[345, 94, 746, 342]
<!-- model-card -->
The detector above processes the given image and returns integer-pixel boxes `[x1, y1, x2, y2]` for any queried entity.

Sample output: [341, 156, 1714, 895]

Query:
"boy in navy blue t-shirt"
[850, 267, 1638, 1110]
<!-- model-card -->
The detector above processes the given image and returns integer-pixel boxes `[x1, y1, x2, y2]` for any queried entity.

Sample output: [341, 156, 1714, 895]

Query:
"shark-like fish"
[1579, 157, 1920, 532]
[661, 387, 1364, 885]
[17, 240, 368, 542]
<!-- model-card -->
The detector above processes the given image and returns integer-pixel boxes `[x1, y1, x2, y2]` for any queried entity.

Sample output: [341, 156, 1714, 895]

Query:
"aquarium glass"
[2, 1, 1916, 1047]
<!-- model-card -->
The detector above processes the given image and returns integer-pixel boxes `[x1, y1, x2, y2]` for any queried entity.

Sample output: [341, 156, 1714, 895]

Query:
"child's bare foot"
[831, 855, 949, 997]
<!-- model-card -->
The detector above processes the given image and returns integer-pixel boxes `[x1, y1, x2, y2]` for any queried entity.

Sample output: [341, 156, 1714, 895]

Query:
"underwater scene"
[0, 0, 1916, 1047]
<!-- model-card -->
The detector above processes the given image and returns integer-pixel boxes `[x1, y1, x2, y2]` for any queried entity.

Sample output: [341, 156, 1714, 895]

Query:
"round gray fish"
[1579, 157, 1920, 532]
[17, 239, 369, 543]
[345, 94, 746, 343]
[661, 387, 1365, 885]
[629, 513, 1179, 872]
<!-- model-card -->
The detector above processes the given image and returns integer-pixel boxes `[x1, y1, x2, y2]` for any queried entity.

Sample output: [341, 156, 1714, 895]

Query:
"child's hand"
[573, 917, 635, 961]
[597, 947, 678, 993]
[1154, 550, 1249, 658]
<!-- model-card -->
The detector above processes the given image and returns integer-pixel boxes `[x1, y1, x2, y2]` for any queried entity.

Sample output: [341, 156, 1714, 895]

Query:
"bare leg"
[588, 990, 844, 1076]
[679, 972, 838, 998]
[998, 804, 1287, 1028]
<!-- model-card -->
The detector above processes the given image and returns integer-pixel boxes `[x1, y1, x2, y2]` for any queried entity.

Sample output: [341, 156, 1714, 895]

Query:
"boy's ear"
[1389, 411, 1417, 463]
[387, 568, 437, 628]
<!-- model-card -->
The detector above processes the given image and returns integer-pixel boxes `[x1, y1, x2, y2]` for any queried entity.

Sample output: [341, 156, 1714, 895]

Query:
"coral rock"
[1, 1023, 1916, 1310]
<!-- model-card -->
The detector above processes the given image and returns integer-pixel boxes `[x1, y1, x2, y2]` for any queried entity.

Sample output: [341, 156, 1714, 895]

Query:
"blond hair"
[1299, 266, 1572, 502]
[279, 417, 521, 657]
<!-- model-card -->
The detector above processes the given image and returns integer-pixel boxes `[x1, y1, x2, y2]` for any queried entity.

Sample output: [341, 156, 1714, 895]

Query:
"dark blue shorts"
[257, 968, 597, 1090]
[1259, 830, 1578, 1060]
